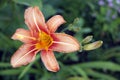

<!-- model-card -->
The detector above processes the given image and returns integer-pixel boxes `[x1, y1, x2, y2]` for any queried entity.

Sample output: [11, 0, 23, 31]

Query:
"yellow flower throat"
[35, 31, 53, 50]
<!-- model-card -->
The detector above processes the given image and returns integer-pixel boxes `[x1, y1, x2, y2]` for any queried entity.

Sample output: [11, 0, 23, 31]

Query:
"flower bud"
[83, 41, 103, 50]
[82, 35, 93, 44]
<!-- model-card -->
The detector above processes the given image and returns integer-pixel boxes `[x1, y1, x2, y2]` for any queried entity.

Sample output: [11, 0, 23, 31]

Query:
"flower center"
[35, 31, 53, 50]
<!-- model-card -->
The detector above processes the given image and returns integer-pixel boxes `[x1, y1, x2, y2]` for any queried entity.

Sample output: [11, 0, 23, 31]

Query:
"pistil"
[35, 31, 53, 50]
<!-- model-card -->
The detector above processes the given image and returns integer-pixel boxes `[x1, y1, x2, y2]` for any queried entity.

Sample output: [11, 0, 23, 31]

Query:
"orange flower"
[11, 6, 80, 72]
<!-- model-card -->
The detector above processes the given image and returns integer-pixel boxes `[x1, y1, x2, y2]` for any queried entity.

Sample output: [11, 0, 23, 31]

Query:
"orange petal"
[51, 33, 80, 53]
[11, 28, 35, 43]
[24, 6, 48, 33]
[41, 50, 59, 72]
[46, 15, 66, 33]
[11, 44, 37, 67]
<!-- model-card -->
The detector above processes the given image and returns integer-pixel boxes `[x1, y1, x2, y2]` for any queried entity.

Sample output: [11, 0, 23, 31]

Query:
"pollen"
[35, 31, 53, 50]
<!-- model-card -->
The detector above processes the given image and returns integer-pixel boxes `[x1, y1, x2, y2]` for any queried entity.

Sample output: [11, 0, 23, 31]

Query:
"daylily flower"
[11, 6, 80, 72]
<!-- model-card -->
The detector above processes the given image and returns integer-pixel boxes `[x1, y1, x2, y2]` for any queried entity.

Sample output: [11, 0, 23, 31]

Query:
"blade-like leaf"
[0, 62, 11, 67]
[71, 61, 120, 72]
[19, 54, 40, 79]
[0, 69, 21, 75]
[72, 66, 89, 80]
[67, 77, 85, 80]
[85, 69, 117, 80]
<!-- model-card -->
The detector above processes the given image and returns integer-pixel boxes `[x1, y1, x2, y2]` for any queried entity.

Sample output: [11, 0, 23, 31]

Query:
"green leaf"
[71, 61, 120, 72]
[13, 0, 42, 9]
[72, 66, 89, 80]
[0, 68, 38, 76]
[85, 69, 117, 80]
[63, 52, 79, 61]
[98, 47, 120, 60]
[0, 62, 11, 67]
[0, 69, 21, 75]
[67, 77, 85, 80]
[19, 54, 40, 79]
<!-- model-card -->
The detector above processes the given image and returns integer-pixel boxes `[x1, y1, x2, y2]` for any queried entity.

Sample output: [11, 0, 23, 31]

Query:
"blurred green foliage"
[0, 0, 120, 80]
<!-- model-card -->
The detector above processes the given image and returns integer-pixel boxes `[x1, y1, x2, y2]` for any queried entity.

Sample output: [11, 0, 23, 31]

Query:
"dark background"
[0, 0, 120, 80]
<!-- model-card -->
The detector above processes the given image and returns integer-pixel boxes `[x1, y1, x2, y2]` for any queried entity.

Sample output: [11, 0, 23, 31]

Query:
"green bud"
[83, 41, 103, 51]
[82, 35, 93, 44]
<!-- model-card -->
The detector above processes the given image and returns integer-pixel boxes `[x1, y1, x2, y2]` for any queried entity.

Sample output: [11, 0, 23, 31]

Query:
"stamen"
[35, 32, 53, 50]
